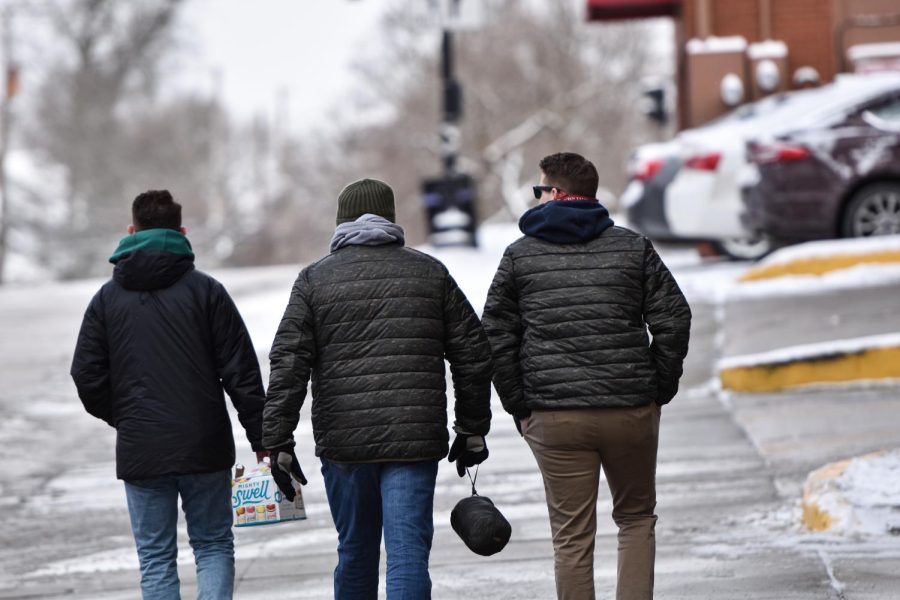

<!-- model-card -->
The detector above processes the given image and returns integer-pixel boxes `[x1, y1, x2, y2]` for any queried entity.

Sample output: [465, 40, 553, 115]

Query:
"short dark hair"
[132, 190, 182, 231]
[538, 152, 599, 198]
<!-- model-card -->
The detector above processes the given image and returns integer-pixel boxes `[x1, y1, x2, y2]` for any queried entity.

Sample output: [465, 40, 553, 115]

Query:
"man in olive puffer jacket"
[262, 178, 493, 600]
[482, 152, 691, 600]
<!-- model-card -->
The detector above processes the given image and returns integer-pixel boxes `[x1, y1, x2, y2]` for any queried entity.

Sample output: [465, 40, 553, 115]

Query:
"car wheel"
[842, 183, 900, 238]
[712, 234, 774, 261]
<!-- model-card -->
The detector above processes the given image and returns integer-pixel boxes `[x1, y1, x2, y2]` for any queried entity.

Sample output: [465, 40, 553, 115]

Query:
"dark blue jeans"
[321, 458, 439, 600]
[124, 469, 234, 600]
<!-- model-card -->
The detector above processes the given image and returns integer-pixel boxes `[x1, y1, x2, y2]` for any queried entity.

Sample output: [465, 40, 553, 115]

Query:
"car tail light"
[749, 142, 810, 164]
[684, 153, 721, 171]
[631, 158, 664, 181]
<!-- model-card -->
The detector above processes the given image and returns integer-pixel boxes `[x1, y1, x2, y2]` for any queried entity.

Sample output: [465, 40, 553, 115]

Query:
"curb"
[740, 249, 900, 282]
[719, 345, 900, 393]
[738, 235, 900, 283]
[718, 237, 900, 393]
[802, 458, 853, 531]
[802, 449, 900, 535]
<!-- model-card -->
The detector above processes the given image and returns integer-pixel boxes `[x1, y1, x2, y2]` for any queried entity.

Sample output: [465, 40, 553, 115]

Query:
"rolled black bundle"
[450, 494, 511, 556]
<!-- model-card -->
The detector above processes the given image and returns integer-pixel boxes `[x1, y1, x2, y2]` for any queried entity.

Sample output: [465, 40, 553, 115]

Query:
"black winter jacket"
[482, 200, 691, 419]
[262, 243, 493, 462]
[71, 229, 265, 480]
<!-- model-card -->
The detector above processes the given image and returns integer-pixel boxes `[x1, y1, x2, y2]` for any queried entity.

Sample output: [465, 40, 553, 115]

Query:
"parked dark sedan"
[742, 76, 900, 242]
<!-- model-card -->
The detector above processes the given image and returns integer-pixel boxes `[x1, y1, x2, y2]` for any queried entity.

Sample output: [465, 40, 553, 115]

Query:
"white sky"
[174, 0, 598, 132]
[178, 0, 391, 131]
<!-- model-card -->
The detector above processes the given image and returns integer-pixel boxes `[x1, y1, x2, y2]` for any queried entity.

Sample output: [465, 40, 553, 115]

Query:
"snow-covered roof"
[686, 36, 747, 55]
[848, 42, 900, 62]
[747, 40, 788, 60]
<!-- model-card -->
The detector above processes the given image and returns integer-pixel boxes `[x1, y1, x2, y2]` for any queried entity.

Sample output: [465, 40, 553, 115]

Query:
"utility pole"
[423, 0, 477, 247]
[0, 6, 17, 284]
[440, 13, 462, 176]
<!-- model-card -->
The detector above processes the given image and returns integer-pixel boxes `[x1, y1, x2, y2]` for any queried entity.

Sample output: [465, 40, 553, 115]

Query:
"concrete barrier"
[718, 237, 900, 393]
[719, 336, 900, 393]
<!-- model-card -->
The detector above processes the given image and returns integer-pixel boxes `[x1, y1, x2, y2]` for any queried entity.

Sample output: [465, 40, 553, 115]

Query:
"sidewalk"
[9, 359, 871, 599]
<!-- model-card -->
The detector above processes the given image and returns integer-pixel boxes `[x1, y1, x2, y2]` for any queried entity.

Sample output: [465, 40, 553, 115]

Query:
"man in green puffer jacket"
[262, 178, 493, 600]
[483, 152, 691, 600]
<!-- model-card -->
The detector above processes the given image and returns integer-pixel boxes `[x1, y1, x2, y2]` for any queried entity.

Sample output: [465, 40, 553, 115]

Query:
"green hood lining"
[109, 228, 194, 263]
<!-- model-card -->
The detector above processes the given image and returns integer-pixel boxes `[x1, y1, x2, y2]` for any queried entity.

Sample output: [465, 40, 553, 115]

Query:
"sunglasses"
[532, 185, 561, 199]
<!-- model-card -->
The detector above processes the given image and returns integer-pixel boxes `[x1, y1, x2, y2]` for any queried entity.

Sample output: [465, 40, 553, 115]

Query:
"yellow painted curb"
[720, 346, 900, 393]
[801, 451, 887, 532]
[802, 458, 852, 532]
[739, 250, 900, 282]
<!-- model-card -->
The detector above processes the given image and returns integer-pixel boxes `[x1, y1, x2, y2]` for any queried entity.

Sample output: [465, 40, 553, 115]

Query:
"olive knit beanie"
[336, 178, 396, 225]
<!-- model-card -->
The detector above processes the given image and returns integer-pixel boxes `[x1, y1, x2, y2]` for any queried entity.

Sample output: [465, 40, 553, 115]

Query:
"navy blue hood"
[519, 200, 614, 244]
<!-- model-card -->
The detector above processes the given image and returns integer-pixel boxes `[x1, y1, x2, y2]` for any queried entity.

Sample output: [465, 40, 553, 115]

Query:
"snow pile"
[718, 332, 900, 371]
[803, 450, 900, 536]
[847, 42, 900, 62]
[839, 450, 900, 510]
[747, 40, 788, 60]
[686, 36, 747, 55]
[738, 234, 900, 283]
[727, 262, 900, 300]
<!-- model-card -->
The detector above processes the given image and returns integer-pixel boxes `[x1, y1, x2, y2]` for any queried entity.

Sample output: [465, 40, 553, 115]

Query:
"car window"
[862, 97, 900, 132]
[868, 97, 900, 122]
[705, 94, 791, 126]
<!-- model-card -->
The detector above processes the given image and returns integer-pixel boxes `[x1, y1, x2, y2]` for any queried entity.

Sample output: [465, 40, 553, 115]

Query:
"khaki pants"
[524, 404, 660, 600]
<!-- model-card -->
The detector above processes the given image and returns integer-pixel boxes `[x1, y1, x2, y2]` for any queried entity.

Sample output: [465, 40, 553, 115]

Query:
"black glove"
[269, 446, 307, 502]
[448, 434, 489, 477]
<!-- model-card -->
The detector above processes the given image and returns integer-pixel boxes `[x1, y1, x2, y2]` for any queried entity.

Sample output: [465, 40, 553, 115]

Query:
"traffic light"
[422, 174, 477, 247]
[642, 87, 667, 126]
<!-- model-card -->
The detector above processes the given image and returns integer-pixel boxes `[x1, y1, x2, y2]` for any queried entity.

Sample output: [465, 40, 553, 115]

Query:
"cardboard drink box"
[231, 461, 306, 527]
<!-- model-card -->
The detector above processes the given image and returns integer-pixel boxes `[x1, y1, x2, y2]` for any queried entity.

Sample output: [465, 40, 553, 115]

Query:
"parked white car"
[623, 74, 900, 259]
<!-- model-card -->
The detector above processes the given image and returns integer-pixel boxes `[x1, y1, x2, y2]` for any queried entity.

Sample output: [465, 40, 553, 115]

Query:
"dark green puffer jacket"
[262, 244, 493, 462]
[482, 200, 691, 419]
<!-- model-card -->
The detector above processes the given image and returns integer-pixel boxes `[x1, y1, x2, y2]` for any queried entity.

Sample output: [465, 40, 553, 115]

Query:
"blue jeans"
[321, 458, 439, 600]
[124, 469, 234, 600]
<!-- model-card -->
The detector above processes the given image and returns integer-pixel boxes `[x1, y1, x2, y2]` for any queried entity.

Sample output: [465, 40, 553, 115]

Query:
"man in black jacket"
[482, 153, 691, 600]
[71, 190, 266, 600]
[262, 178, 492, 600]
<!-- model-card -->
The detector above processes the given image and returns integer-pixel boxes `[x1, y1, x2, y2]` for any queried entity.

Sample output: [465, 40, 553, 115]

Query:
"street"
[1, 244, 898, 599]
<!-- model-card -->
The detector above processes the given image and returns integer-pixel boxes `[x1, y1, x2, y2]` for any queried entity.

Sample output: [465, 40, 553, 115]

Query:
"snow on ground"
[417, 223, 523, 315]
[668, 259, 749, 304]
[754, 234, 900, 267]
[727, 262, 900, 300]
[718, 332, 900, 370]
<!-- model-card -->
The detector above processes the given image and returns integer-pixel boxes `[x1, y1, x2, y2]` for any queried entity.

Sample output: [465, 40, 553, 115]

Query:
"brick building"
[587, 0, 900, 128]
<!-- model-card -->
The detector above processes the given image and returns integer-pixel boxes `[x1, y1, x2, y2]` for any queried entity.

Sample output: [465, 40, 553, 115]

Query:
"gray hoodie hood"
[330, 213, 406, 253]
